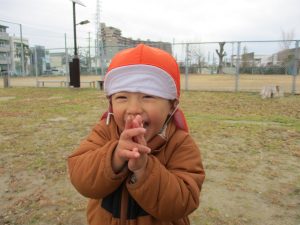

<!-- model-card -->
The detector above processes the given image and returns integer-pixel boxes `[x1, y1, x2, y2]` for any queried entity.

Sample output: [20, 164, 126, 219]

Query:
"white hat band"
[104, 64, 177, 99]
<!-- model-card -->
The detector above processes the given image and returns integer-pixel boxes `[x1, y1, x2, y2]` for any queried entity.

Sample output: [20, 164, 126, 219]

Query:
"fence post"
[2, 71, 10, 88]
[34, 47, 39, 87]
[292, 40, 299, 94]
[235, 41, 241, 92]
[185, 43, 189, 91]
[95, 39, 98, 76]
[99, 39, 105, 76]
[20, 23, 25, 76]
[65, 33, 70, 83]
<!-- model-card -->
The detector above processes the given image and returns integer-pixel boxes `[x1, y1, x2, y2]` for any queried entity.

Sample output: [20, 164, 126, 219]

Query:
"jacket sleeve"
[68, 121, 129, 199]
[127, 132, 205, 221]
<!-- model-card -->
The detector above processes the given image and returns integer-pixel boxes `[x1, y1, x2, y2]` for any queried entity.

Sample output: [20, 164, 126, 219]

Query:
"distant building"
[275, 48, 299, 65]
[30, 45, 49, 75]
[0, 25, 10, 74]
[98, 23, 172, 64]
[274, 48, 300, 74]
[48, 52, 68, 75]
[49, 52, 64, 69]
[9, 36, 30, 75]
[232, 53, 264, 67]
[0, 24, 34, 76]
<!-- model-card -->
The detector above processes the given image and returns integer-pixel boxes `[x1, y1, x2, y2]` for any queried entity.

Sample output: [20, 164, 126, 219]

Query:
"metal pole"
[88, 32, 91, 73]
[35, 47, 38, 87]
[65, 33, 69, 83]
[212, 52, 216, 74]
[20, 23, 25, 76]
[99, 38, 105, 76]
[71, 2, 80, 87]
[207, 52, 210, 65]
[95, 0, 100, 76]
[185, 43, 189, 91]
[73, 2, 77, 57]
[292, 40, 299, 94]
[95, 39, 98, 75]
[99, 24, 105, 76]
[172, 38, 175, 57]
[5, 47, 11, 88]
[235, 42, 241, 92]
[231, 42, 234, 67]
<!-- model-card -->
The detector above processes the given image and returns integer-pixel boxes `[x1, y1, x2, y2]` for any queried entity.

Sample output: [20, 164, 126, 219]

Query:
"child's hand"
[127, 115, 149, 173]
[112, 115, 150, 173]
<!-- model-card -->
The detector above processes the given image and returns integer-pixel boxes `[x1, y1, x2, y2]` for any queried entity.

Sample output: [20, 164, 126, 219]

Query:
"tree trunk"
[216, 42, 226, 74]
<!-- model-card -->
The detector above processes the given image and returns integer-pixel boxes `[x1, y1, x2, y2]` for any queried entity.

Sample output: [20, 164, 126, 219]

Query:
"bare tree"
[280, 29, 295, 50]
[190, 45, 205, 74]
[216, 42, 226, 74]
[279, 29, 296, 74]
[15, 44, 31, 75]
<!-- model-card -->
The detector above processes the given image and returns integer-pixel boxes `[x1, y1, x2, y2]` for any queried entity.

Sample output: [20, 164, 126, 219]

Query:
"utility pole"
[69, 0, 88, 88]
[34, 47, 38, 86]
[96, 0, 105, 76]
[20, 24, 25, 76]
[292, 40, 299, 94]
[94, 39, 98, 75]
[235, 42, 241, 92]
[88, 32, 91, 73]
[64, 33, 69, 83]
[95, 0, 100, 76]
[185, 43, 189, 91]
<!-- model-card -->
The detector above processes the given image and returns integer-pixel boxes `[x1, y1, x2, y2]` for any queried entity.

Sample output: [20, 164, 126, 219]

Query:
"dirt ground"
[0, 88, 299, 225]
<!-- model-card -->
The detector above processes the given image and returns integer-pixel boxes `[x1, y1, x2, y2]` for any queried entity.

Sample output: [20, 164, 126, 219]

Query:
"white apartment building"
[0, 25, 10, 74]
[10, 36, 30, 75]
[0, 24, 30, 76]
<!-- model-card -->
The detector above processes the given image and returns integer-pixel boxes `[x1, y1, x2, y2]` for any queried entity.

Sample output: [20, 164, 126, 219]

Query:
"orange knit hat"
[104, 44, 180, 99]
[103, 44, 188, 132]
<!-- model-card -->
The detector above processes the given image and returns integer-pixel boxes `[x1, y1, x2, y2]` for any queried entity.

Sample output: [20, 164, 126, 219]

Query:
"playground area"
[0, 87, 299, 225]
[0, 74, 299, 93]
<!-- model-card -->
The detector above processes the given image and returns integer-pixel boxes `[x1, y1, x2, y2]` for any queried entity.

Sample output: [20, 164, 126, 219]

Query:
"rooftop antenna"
[95, 0, 100, 76]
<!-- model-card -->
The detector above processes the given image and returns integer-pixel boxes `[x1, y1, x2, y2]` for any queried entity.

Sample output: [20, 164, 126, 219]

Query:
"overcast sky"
[0, 0, 299, 49]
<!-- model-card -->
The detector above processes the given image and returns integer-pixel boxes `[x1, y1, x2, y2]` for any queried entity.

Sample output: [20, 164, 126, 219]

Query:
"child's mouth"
[143, 121, 149, 129]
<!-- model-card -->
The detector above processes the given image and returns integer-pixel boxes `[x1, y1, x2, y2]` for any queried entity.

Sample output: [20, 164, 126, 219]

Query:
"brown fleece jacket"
[68, 117, 205, 225]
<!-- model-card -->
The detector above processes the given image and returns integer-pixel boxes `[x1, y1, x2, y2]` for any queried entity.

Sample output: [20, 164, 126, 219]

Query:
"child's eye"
[143, 95, 155, 99]
[116, 96, 127, 99]
[114, 95, 127, 101]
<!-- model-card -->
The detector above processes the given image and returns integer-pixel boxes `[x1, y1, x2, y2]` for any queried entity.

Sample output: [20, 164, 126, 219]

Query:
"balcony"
[0, 32, 10, 40]
[0, 45, 10, 52]
[0, 58, 10, 64]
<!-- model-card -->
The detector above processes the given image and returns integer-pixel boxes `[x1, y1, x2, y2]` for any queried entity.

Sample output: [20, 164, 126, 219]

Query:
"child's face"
[111, 92, 173, 141]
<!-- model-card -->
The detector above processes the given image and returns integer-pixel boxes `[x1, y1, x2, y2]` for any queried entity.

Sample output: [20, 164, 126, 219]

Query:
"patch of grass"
[0, 88, 299, 225]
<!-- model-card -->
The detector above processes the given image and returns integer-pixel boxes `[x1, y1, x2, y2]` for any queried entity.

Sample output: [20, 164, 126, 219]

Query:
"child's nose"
[127, 100, 143, 115]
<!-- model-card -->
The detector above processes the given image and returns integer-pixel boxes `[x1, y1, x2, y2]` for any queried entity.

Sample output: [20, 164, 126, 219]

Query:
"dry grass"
[0, 88, 299, 225]
[184, 74, 300, 93]
[1, 74, 299, 93]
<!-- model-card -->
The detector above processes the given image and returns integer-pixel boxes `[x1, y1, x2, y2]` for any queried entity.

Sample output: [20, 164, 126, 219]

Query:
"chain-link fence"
[1, 41, 299, 93]
[0, 19, 299, 92]
[173, 40, 299, 93]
